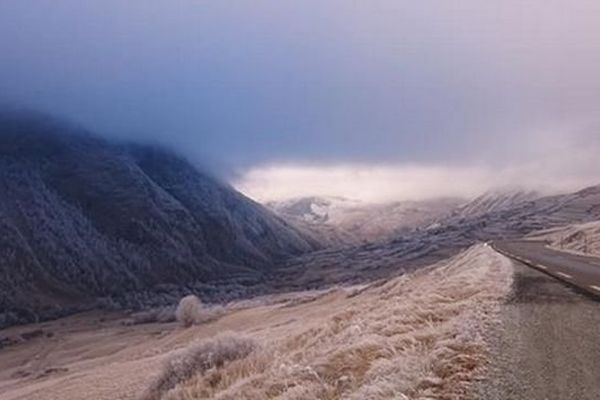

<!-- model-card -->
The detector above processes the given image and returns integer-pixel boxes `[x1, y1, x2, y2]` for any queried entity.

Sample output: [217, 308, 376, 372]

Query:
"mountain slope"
[267, 196, 362, 224]
[450, 188, 541, 219]
[268, 196, 463, 243]
[0, 112, 318, 327]
[274, 184, 600, 290]
[528, 220, 600, 256]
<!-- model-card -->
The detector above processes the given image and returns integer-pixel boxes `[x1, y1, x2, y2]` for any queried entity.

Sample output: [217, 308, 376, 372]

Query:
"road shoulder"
[476, 259, 600, 400]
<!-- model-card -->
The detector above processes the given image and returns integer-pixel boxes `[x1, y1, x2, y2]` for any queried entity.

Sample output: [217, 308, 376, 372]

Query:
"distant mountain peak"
[268, 195, 464, 243]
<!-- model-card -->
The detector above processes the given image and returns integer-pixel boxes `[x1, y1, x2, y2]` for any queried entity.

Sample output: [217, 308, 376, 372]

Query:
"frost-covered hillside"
[267, 196, 362, 224]
[268, 196, 463, 243]
[451, 188, 541, 219]
[0, 112, 319, 327]
[529, 220, 600, 256]
[274, 184, 600, 289]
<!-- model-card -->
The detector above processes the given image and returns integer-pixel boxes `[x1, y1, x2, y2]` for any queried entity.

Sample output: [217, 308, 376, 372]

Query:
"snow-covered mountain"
[267, 196, 363, 224]
[0, 112, 320, 327]
[268, 196, 464, 243]
[274, 184, 600, 290]
[451, 188, 541, 219]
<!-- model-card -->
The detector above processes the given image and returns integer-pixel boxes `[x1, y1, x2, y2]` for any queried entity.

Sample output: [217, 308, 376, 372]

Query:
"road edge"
[489, 242, 600, 302]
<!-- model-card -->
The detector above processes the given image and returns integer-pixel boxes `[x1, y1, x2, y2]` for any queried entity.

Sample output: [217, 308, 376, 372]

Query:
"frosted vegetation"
[529, 220, 600, 257]
[143, 333, 258, 400]
[175, 295, 225, 327]
[267, 196, 462, 243]
[3, 113, 600, 330]
[269, 185, 600, 294]
[0, 112, 320, 328]
[144, 245, 512, 400]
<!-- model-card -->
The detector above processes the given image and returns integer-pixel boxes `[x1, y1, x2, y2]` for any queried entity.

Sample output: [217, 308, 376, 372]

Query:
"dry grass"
[529, 220, 600, 256]
[142, 333, 257, 400]
[146, 245, 512, 400]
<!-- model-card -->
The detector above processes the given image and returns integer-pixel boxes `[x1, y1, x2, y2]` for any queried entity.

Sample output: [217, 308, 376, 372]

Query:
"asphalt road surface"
[478, 242, 600, 399]
[492, 240, 600, 298]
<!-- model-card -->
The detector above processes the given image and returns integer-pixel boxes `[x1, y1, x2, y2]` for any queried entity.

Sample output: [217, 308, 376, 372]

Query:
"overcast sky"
[1, 1, 599, 201]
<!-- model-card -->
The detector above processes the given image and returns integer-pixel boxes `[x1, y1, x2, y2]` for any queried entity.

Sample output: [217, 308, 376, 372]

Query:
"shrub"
[175, 295, 225, 328]
[175, 295, 202, 327]
[142, 333, 257, 400]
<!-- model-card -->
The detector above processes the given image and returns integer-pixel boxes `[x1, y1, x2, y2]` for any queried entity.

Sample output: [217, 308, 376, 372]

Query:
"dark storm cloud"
[1, 1, 599, 198]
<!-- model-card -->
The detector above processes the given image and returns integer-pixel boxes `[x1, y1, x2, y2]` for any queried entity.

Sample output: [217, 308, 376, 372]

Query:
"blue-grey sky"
[1, 1, 600, 200]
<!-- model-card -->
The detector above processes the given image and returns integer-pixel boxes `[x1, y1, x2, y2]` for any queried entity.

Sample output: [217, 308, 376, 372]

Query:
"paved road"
[477, 253, 600, 399]
[492, 240, 600, 298]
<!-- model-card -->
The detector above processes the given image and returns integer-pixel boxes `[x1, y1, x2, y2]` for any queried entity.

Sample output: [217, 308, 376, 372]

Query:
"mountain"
[434, 185, 600, 238]
[267, 196, 362, 224]
[274, 184, 600, 290]
[0, 112, 319, 327]
[450, 188, 541, 219]
[267, 196, 463, 243]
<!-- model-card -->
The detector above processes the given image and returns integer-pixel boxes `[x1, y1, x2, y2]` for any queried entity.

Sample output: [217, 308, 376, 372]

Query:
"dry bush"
[142, 333, 257, 400]
[175, 295, 201, 327]
[175, 295, 224, 327]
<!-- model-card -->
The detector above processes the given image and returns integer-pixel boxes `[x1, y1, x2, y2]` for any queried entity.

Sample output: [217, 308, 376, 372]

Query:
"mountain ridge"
[0, 112, 319, 327]
[267, 195, 464, 243]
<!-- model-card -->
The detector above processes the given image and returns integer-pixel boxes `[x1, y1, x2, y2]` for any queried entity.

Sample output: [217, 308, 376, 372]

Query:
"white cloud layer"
[236, 164, 487, 202]
[236, 125, 600, 203]
[235, 162, 597, 203]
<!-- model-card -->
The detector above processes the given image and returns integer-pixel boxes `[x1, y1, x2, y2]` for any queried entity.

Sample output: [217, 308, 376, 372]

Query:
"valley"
[1, 114, 600, 400]
[0, 245, 512, 400]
